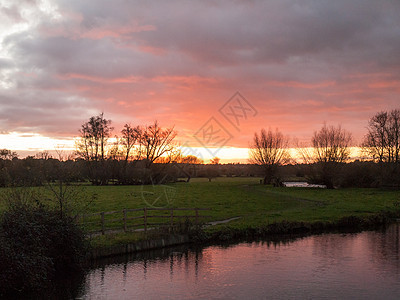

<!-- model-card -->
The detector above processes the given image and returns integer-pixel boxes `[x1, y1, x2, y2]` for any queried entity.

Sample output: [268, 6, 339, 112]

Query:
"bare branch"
[249, 128, 290, 184]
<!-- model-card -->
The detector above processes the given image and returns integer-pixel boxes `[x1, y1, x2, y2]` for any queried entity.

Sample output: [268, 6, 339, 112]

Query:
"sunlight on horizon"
[0, 132, 363, 163]
[0, 132, 75, 152]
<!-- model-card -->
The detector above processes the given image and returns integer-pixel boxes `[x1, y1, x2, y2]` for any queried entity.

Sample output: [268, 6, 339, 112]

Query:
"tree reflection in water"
[81, 225, 400, 299]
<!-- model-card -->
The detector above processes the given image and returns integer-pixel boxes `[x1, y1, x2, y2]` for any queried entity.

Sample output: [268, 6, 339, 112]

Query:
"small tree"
[205, 157, 221, 182]
[0, 149, 18, 160]
[210, 157, 220, 165]
[362, 109, 400, 187]
[305, 124, 352, 189]
[169, 152, 203, 182]
[312, 124, 352, 164]
[181, 155, 203, 164]
[75, 113, 113, 185]
[362, 109, 400, 163]
[121, 124, 141, 162]
[138, 121, 177, 167]
[76, 113, 113, 162]
[249, 128, 290, 185]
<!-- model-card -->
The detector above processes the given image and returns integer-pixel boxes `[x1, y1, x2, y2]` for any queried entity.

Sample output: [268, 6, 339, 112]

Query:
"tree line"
[250, 108, 400, 188]
[0, 109, 399, 188]
[0, 114, 204, 187]
[74, 114, 181, 185]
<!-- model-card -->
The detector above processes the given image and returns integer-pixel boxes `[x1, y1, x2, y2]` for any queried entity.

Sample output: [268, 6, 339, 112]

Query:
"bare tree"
[362, 109, 400, 187]
[362, 109, 400, 163]
[75, 113, 113, 185]
[302, 124, 352, 189]
[54, 144, 75, 161]
[138, 121, 177, 167]
[76, 113, 113, 161]
[35, 151, 52, 160]
[312, 124, 352, 164]
[249, 128, 290, 185]
[121, 124, 142, 162]
[388, 109, 400, 163]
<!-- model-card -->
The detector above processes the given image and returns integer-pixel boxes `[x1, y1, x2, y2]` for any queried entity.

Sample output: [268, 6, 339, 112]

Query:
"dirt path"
[87, 216, 242, 237]
[206, 217, 242, 226]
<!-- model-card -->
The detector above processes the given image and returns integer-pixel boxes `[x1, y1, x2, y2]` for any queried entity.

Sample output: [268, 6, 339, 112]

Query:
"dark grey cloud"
[0, 88, 95, 136]
[0, 0, 399, 145]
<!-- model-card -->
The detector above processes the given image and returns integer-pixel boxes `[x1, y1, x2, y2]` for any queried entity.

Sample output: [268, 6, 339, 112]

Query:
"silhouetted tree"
[121, 124, 141, 162]
[362, 109, 400, 187]
[165, 152, 203, 182]
[180, 155, 203, 164]
[210, 157, 220, 165]
[299, 124, 352, 189]
[76, 113, 113, 162]
[249, 128, 290, 185]
[138, 121, 177, 167]
[312, 124, 352, 164]
[0, 150, 18, 187]
[0, 149, 18, 160]
[75, 113, 113, 185]
[362, 109, 400, 163]
[34, 151, 52, 160]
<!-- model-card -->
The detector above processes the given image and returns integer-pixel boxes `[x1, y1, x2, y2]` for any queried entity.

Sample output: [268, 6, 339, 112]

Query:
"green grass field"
[81, 177, 399, 222]
[1, 177, 399, 248]
[70, 178, 400, 229]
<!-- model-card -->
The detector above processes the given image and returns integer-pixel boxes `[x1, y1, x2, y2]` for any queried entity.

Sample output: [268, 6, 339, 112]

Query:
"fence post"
[101, 212, 105, 235]
[144, 207, 147, 233]
[170, 208, 174, 229]
[80, 214, 84, 230]
[195, 208, 199, 225]
[123, 209, 127, 232]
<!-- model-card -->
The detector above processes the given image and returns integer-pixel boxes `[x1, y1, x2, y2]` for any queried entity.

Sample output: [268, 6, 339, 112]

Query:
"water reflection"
[365, 224, 400, 273]
[81, 225, 400, 299]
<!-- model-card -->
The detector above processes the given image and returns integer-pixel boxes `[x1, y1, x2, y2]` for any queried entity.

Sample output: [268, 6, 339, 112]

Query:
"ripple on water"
[81, 224, 400, 299]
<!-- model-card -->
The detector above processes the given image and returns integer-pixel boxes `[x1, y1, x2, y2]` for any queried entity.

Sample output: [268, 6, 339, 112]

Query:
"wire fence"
[80, 207, 211, 235]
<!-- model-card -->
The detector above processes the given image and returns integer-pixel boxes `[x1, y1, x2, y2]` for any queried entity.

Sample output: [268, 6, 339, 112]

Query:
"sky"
[0, 0, 400, 161]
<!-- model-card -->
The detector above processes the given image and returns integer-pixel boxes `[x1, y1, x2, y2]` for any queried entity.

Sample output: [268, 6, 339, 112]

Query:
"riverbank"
[90, 234, 190, 259]
[198, 210, 400, 242]
[88, 209, 400, 260]
[83, 178, 400, 258]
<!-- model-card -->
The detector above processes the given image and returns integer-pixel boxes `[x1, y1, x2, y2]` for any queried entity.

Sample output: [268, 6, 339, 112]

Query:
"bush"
[338, 161, 400, 188]
[338, 161, 378, 188]
[0, 199, 87, 297]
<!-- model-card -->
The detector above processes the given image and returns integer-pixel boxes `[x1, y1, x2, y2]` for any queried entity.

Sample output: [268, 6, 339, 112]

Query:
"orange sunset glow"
[1, 1, 400, 161]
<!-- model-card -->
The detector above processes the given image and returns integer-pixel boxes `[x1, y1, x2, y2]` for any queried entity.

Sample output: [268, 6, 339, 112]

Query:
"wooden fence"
[80, 207, 211, 235]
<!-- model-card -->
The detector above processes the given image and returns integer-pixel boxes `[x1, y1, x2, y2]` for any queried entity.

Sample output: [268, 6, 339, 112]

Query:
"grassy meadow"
[1, 177, 399, 248]
[81, 177, 400, 223]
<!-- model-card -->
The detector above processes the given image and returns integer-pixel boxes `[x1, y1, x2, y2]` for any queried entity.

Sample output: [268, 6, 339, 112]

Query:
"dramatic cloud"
[1, 0, 400, 155]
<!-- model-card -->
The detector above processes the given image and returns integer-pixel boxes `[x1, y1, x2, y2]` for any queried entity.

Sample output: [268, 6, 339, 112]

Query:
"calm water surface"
[81, 224, 400, 299]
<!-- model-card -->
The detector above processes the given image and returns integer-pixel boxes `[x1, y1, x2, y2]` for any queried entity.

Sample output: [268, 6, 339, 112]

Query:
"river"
[79, 224, 400, 299]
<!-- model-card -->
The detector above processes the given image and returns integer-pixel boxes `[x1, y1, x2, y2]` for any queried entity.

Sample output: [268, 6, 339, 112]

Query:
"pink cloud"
[1, 0, 400, 154]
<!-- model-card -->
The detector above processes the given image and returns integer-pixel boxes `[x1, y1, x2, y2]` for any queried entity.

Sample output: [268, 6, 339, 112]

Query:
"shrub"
[0, 199, 87, 297]
[338, 161, 378, 188]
